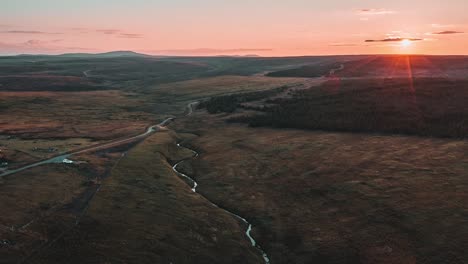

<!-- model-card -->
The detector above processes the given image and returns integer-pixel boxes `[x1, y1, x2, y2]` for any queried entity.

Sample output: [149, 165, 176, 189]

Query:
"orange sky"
[1, 0, 467, 56]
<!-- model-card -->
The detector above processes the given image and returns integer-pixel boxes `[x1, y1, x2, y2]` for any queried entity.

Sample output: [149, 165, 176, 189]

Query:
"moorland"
[1, 53, 468, 264]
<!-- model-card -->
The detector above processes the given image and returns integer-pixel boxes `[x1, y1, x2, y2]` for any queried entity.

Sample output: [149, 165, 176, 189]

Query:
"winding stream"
[172, 143, 270, 264]
[1, 101, 271, 263]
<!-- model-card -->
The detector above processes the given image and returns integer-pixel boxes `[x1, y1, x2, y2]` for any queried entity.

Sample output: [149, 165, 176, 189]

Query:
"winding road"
[0, 117, 174, 178]
[328, 63, 345, 76]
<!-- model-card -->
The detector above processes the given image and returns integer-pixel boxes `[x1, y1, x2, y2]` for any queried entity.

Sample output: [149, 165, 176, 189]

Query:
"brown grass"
[0, 145, 132, 263]
[171, 110, 468, 264]
[0, 164, 88, 263]
[30, 131, 264, 264]
[143, 75, 309, 114]
[0, 90, 153, 140]
[153, 75, 308, 96]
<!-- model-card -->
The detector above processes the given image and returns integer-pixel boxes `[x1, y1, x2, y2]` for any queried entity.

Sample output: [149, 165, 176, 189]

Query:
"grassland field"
[2, 54, 468, 264]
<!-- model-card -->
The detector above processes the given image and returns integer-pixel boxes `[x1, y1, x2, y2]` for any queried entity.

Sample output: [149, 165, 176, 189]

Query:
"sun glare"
[401, 39, 412, 47]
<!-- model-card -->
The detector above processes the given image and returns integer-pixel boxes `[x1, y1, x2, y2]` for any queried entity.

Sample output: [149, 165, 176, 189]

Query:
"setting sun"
[401, 39, 412, 47]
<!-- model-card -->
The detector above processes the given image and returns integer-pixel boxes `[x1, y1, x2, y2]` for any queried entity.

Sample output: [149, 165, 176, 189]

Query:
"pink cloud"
[356, 8, 396, 16]
[142, 48, 273, 56]
[0, 40, 93, 55]
[96, 29, 121, 35]
[2, 30, 62, 35]
[365, 37, 423, 42]
[118, 33, 144, 39]
[432, 30, 464, 35]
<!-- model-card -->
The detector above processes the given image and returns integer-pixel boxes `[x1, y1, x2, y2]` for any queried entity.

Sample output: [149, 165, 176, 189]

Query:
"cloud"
[143, 48, 273, 56]
[24, 39, 44, 46]
[118, 33, 144, 39]
[21, 39, 62, 46]
[96, 29, 121, 35]
[2, 30, 62, 35]
[432, 30, 464, 35]
[365, 38, 423, 42]
[163, 48, 272, 53]
[357, 8, 396, 15]
[95, 29, 143, 38]
[0, 40, 94, 55]
[329, 43, 359, 47]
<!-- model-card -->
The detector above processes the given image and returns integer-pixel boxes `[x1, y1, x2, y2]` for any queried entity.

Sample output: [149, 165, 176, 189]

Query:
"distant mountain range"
[57, 50, 151, 58]
[11, 51, 263, 59]
[12, 50, 152, 58]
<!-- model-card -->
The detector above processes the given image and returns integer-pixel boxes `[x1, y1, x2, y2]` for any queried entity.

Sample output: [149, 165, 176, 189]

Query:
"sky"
[1, 0, 467, 56]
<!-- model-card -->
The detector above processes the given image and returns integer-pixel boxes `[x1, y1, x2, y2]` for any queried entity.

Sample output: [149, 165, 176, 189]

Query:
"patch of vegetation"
[266, 63, 341, 78]
[164, 56, 348, 76]
[87, 58, 210, 83]
[337, 55, 468, 78]
[0, 76, 108, 92]
[228, 78, 468, 138]
[0, 56, 212, 89]
[198, 86, 289, 113]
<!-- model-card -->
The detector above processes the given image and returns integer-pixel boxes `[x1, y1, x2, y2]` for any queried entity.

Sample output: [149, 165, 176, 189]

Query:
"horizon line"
[2, 50, 468, 58]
